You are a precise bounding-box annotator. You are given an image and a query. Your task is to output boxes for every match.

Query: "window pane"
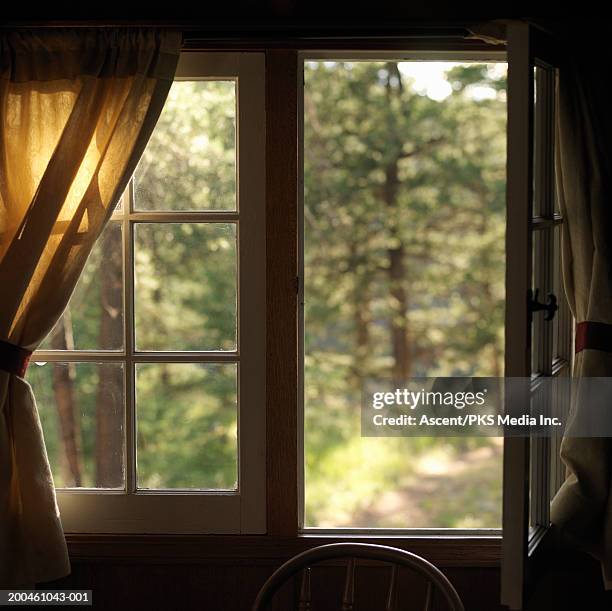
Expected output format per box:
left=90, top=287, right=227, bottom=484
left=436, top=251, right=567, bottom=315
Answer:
left=532, top=65, right=541, bottom=218
left=134, top=223, right=237, bottom=351
left=135, top=363, right=237, bottom=489
left=30, top=362, right=124, bottom=488
left=532, top=66, right=555, bottom=219
left=41, top=222, right=123, bottom=351
left=133, top=81, right=236, bottom=211
left=531, top=228, right=555, bottom=375
left=531, top=230, right=541, bottom=375
left=304, top=61, right=507, bottom=528
left=552, top=226, right=561, bottom=360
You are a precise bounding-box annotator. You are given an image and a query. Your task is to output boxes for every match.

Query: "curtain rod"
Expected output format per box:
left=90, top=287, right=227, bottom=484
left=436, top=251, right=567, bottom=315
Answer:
left=0, top=22, right=508, bottom=51
left=0, top=21, right=477, bottom=33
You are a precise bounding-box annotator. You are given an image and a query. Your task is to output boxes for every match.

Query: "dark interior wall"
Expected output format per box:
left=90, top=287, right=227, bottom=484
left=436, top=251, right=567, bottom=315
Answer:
left=50, top=560, right=502, bottom=611
left=2, top=7, right=573, bottom=34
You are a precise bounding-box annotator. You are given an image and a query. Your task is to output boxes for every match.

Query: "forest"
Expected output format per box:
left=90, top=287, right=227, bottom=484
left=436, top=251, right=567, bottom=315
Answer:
left=31, top=61, right=507, bottom=529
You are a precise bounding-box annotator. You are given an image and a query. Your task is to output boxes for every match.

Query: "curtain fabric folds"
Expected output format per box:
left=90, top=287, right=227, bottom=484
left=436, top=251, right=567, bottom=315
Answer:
left=550, top=52, right=612, bottom=586
left=0, top=28, right=180, bottom=586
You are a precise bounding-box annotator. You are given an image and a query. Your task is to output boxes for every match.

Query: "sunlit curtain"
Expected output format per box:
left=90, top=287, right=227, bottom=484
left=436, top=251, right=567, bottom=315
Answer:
left=550, top=51, right=612, bottom=586
left=0, top=28, right=180, bottom=586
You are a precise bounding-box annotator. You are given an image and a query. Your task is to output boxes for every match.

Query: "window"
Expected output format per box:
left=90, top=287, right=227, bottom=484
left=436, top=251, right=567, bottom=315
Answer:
left=300, top=55, right=509, bottom=530
left=30, top=34, right=572, bottom=559
left=528, top=63, right=572, bottom=541
left=32, top=53, right=266, bottom=533
left=501, top=22, right=571, bottom=608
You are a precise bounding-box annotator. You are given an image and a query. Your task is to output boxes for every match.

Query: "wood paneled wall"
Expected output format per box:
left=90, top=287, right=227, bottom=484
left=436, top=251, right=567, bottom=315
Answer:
left=49, top=559, right=502, bottom=610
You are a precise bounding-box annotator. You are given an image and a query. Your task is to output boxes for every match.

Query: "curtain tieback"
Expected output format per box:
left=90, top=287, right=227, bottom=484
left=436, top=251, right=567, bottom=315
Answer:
left=575, top=321, right=612, bottom=354
left=0, top=339, right=32, bottom=377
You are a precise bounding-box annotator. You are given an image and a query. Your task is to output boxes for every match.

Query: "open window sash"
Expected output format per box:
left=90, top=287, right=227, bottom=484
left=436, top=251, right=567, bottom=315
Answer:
left=502, top=21, right=565, bottom=610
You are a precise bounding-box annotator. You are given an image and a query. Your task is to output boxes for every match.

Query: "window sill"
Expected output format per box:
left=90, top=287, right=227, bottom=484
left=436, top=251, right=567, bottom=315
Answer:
left=65, top=533, right=501, bottom=567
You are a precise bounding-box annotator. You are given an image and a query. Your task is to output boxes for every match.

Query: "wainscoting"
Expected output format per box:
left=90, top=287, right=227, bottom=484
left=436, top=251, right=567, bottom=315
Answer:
left=46, top=536, right=503, bottom=610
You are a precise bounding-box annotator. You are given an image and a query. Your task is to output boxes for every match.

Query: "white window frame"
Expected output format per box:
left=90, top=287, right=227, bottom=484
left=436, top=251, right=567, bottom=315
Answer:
left=34, top=52, right=266, bottom=534
left=501, top=22, right=573, bottom=609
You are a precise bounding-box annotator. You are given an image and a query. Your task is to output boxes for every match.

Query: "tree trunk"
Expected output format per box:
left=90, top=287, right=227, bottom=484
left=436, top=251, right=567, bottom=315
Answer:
left=95, top=227, right=124, bottom=487
left=349, top=241, right=371, bottom=389
left=386, top=169, right=411, bottom=386
left=50, top=310, right=82, bottom=486
left=384, top=62, right=411, bottom=385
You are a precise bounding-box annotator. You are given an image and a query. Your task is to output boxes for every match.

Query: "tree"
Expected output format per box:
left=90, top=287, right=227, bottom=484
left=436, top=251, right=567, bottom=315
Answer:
left=303, top=60, right=507, bottom=526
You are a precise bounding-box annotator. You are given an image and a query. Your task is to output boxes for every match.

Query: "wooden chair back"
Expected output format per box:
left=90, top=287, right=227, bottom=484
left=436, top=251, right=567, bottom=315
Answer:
left=252, top=542, right=465, bottom=611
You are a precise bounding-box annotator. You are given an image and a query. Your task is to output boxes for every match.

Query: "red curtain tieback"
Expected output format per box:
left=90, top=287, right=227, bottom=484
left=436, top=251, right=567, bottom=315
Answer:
left=575, top=321, right=612, bottom=354
left=0, top=340, right=32, bottom=377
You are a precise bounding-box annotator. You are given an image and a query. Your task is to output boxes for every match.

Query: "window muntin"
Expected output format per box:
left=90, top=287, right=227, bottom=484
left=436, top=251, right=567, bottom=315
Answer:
left=302, top=59, right=507, bottom=530
left=32, top=52, right=265, bottom=533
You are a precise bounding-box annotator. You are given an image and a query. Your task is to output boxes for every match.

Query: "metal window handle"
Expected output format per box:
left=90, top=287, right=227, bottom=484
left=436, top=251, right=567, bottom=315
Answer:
left=529, top=289, right=558, bottom=321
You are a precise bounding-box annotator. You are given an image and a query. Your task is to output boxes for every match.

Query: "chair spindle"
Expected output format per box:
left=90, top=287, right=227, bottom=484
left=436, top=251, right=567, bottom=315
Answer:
left=297, top=567, right=311, bottom=611
left=341, top=558, right=356, bottom=611
left=385, top=564, right=397, bottom=611
left=423, top=581, right=433, bottom=611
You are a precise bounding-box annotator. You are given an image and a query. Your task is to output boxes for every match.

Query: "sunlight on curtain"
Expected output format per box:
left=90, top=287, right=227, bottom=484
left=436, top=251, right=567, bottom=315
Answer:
left=0, top=28, right=180, bottom=586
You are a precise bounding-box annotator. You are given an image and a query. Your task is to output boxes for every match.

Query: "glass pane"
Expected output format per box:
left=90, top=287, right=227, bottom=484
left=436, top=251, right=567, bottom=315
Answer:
left=41, top=222, right=123, bottom=351
left=553, top=175, right=560, bottom=216
left=533, top=65, right=556, bottom=220
left=532, top=66, right=541, bottom=218
left=30, top=362, right=124, bottom=488
left=304, top=60, right=507, bottom=528
left=531, top=228, right=555, bottom=375
left=529, top=398, right=549, bottom=531
left=133, top=80, right=236, bottom=211
left=552, top=226, right=561, bottom=360
left=549, top=70, right=561, bottom=215
left=134, top=223, right=237, bottom=351
left=531, top=230, right=541, bottom=375
left=135, top=363, right=237, bottom=489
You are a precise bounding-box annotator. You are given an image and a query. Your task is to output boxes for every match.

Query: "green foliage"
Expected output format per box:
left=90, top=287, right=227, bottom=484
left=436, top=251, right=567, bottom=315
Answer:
left=30, top=362, right=124, bottom=488
left=40, top=222, right=124, bottom=350
left=136, top=363, right=237, bottom=490
left=135, top=81, right=236, bottom=211
left=303, top=61, right=507, bottom=527
left=134, top=223, right=237, bottom=351
left=34, top=82, right=239, bottom=490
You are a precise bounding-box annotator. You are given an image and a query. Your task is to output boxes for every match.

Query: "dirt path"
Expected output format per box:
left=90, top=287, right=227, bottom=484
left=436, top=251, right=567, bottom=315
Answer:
left=353, top=439, right=503, bottom=528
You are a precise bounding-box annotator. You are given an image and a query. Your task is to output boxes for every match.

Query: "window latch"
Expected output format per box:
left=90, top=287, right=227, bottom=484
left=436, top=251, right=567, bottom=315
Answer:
left=528, top=289, right=558, bottom=322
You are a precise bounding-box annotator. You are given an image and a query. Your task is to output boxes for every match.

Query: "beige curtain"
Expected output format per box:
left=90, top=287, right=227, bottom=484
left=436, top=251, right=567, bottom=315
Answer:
left=550, top=53, right=612, bottom=585
left=0, top=28, right=180, bottom=586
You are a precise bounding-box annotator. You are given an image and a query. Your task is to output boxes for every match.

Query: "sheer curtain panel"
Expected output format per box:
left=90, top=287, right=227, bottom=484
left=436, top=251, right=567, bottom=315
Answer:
left=0, top=28, right=180, bottom=586
left=551, top=50, right=612, bottom=587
